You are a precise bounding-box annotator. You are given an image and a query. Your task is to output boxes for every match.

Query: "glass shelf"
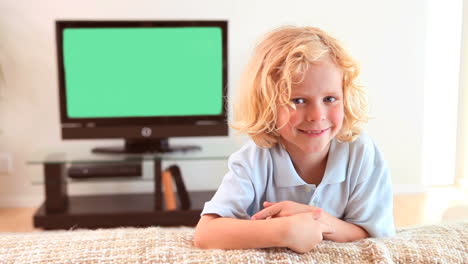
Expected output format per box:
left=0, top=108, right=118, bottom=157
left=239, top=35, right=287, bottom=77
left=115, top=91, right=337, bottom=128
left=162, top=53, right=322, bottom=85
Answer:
left=27, top=142, right=240, bottom=165
left=27, top=142, right=239, bottom=185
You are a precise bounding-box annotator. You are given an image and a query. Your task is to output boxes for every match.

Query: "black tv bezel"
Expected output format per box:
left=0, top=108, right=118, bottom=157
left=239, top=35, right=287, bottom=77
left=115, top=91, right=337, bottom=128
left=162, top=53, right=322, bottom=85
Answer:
left=56, top=20, right=228, bottom=128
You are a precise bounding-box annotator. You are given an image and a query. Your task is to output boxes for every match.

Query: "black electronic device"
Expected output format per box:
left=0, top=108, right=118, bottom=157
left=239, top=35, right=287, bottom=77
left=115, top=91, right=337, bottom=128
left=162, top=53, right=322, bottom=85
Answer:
left=55, top=20, right=228, bottom=154
left=68, top=163, right=142, bottom=179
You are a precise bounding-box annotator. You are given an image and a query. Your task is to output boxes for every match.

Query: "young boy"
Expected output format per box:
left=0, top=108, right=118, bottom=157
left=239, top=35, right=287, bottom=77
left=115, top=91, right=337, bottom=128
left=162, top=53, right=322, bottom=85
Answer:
left=194, top=26, right=395, bottom=253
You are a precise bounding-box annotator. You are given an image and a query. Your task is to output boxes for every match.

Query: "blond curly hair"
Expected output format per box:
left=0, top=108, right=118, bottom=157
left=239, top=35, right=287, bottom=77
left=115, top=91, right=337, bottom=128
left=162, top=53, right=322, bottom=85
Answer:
left=231, top=26, right=368, bottom=148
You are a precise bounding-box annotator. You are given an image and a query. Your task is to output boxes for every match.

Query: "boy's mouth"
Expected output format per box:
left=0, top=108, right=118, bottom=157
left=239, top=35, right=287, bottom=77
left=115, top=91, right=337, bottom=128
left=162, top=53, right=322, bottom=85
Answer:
left=298, top=128, right=330, bottom=136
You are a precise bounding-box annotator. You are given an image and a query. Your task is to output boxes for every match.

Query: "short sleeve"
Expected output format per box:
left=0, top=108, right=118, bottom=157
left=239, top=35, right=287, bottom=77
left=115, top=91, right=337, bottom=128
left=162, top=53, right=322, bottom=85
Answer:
left=201, top=151, right=256, bottom=219
left=344, top=157, right=396, bottom=237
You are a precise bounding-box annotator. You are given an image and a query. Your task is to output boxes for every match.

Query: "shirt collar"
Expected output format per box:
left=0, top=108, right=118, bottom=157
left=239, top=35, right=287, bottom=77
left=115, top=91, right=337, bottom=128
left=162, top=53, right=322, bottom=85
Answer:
left=271, top=139, right=348, bottom=187
left=321, top=139, right=347, bottom=184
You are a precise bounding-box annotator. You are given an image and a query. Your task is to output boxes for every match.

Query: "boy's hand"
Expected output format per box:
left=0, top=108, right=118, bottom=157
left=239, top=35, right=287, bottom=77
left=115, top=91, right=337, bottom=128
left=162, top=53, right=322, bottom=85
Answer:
left=284, top=213, right=333, bottom=253
left=251, top=201, right=322, bottom=220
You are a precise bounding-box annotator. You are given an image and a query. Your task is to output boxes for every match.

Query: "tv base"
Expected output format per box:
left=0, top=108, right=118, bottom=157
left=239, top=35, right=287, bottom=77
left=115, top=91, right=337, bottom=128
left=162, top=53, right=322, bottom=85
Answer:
left=92, top=138, right=201, bottom=154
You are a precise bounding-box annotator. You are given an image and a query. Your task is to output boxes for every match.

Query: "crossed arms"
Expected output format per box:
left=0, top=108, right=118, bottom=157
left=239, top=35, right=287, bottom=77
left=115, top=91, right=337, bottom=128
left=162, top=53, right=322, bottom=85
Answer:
left=193, top=201, right=369, bottom=253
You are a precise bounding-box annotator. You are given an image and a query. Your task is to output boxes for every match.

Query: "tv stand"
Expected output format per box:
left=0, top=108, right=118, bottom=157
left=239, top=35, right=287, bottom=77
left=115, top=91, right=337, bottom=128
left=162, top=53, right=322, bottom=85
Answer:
left=28, top=145, right=237, bottom=230
left=92, top=138, right=201, bottom=154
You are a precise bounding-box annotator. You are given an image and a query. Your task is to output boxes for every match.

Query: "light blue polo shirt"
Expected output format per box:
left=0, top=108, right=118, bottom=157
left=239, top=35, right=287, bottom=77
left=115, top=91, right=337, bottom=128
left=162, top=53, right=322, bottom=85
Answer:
left=201, top=133, right=395, bottom=238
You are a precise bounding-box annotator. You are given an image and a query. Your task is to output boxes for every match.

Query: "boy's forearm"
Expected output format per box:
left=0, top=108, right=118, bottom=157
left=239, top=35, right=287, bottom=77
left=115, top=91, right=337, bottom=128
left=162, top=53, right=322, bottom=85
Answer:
left=322, top=212, right=369, bottom=242
left=194, top=217, right=289, bottom=250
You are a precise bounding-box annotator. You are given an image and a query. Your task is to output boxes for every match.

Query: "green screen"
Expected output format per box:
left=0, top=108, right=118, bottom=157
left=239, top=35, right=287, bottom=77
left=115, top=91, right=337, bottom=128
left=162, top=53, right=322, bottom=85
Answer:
left=63, top=27, right=223, bottom=118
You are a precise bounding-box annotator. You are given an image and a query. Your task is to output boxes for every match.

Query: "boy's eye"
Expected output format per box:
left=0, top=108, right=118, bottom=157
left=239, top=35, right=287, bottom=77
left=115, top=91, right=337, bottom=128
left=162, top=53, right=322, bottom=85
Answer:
left=291, top=98, right=305, bottom=104
left=324, top=96, right=337, bottom=103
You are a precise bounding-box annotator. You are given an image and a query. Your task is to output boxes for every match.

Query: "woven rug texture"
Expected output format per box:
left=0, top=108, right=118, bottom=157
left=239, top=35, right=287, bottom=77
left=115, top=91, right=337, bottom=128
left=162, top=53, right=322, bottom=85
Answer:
left=0, top=222, right=467, bottom=264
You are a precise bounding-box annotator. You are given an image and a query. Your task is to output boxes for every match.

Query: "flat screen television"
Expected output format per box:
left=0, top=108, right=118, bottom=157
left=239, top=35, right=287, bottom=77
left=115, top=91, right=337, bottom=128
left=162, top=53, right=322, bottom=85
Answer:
left=56, top=20, right=228, bottom=153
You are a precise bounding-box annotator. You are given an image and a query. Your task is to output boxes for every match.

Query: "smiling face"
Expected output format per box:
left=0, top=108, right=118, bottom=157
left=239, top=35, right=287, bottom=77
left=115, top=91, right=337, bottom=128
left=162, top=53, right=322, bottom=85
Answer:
left=277, top=58, right=344, bottom=156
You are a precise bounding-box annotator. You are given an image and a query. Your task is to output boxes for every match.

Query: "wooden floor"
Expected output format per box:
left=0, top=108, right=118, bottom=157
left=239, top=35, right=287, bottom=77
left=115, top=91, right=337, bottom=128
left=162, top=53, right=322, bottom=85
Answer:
left=1, top=187, right=467, bottom=232
left=393, top=186, right=468, bottom=227
left=0, top=207, right=38, bottom=232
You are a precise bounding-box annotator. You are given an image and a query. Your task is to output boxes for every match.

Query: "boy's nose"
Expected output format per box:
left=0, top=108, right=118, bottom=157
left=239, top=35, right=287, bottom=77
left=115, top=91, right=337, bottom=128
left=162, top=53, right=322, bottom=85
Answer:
left=306, top=104, right=325, bottom=122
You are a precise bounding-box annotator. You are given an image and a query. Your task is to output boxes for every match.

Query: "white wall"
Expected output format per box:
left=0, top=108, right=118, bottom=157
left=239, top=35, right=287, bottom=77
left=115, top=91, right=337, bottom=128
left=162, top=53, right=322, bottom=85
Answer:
left=422, top=0, right=463, bottom=185
left=0, top=0, right=450, bottom=207
left=456, top=0, right=468, bottom=187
